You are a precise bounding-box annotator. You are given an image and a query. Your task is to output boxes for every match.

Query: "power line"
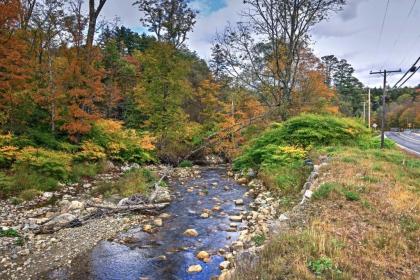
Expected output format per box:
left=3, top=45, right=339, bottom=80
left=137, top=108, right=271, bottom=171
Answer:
left=393, top=56, right=420, bottom=88
left=392, top=0, right=417, bottom=56
left=378, top=0, right=390, bottom=48
left=408, top=0, right=417, bottom=17
left=396, top=65, right=420, bottom=88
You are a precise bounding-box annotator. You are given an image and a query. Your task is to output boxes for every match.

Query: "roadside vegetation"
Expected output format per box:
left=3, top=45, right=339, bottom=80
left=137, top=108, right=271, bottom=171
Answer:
left=232, top=117, right=419, bottom=279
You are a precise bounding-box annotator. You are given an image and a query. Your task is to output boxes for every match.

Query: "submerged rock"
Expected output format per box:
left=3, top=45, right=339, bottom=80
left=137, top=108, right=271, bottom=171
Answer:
left=183, top=229, right=199, bottom=237
left=196, top=251, right=210, bottom=260
left=187, top=264, right=203, bottom=273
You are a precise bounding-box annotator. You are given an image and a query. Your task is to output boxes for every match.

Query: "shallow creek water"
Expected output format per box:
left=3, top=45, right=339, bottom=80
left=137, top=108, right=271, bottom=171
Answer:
left=53, top=166, right=252, bottom=280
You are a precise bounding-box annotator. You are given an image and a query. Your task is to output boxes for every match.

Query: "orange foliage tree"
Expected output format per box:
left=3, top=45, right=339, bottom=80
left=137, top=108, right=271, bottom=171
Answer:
left=0, top=0, right=32, bottom=131
left=57, top=47, right=105, bottom=141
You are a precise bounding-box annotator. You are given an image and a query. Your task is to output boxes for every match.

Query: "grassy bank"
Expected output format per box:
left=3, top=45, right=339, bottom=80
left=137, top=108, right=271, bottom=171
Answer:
left=229, top=114, right=419, bottom=279
left=0, top=119, right=155, bottom=201
left=234, top=146, right=419, bottom=279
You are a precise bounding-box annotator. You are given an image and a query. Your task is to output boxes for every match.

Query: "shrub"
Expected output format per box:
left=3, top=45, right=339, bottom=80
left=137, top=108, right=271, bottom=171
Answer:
left=92, top=168, right=156, bottom=197
left=75, top=141, right=107, bottom=162
left=357, top=136, right=395, bottom=149
left=179, top=160, right=193, bottom=168
left=12, top=165, right=59, bottom=193
left=234, top=145, right=307, bottom=170
left=69, top=161, right=106, bottom=182
left=249, top=114, right=369, bottom=150
left=14, top=147, right=72, bottom=181
left=87, top=119, right=156, bottom=164
left=0, top=172, right=13, bottom=198
left=0, top=146, right=19, bottom=168
left=19, top=188, right=42, bottom=201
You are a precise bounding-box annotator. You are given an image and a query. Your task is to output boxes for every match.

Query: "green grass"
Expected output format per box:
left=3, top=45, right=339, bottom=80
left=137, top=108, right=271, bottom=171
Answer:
left=252, top=234, right=266, bottom=246
left=179, top=160, right=193, bottom=168
left=343, top=190, right=360, bottom=201
left=312, top=182, right=339, bottom=200
left=0, top=228, right=20, bottom=238
left=307, top=257, right=338, bottom=276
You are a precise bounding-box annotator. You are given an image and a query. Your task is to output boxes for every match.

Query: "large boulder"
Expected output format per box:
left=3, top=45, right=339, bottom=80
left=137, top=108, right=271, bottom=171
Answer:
left=149, top=186, right=171, bottom=203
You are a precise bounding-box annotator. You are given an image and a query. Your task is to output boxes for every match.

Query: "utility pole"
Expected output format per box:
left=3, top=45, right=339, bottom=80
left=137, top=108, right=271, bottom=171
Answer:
left=368, top=88, right=371, bottom=128
left=370, top=69, right=402, bottom=149
left=363, top=101, right=366, bottom=124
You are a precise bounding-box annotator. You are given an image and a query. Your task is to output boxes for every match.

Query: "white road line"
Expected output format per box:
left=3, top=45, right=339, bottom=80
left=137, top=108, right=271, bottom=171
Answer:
left=385, top=134, right=420, bottom=156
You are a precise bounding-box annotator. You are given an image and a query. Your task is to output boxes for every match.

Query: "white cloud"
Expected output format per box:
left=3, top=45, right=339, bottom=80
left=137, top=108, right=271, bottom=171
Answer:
left=101, top=0, right=420, bottom=87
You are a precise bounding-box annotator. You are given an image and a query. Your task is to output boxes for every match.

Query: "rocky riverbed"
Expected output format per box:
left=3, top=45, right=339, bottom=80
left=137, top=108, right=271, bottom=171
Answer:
left=0, top=163, right=279, bottom=280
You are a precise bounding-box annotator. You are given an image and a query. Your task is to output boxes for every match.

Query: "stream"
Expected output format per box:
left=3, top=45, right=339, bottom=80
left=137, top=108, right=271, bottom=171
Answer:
left=49, top=166, right=252, bottom=280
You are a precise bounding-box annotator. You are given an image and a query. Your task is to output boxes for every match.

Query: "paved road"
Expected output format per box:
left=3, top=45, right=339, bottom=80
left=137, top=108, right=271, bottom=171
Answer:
left=385, top=131, right=420, bottom=156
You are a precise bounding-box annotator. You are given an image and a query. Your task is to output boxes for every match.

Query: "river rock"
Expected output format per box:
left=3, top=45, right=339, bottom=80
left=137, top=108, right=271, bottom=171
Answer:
left=42, top=192, right=54, bottom=200
left=219, top=260, right=230, bottom=270
left=229, top=215, right=242, bottom=222
left=149, top=186, right=171, bottom=203
left=232, top=241, right=244, bottom=251
left=143, top=224, right=153, bottom=233
left=159, top=213, right=171, bottom=219
left=68, top=200, right=84, bottom=211
left=200, top=213, right=209, bottom=219
left=196, top=251, right=210, bottom=260
left=187, top=264, right=203, bottom=273
left=153, top=218, right=163, bottom=227
left=44, top=213, right=77, bottom=228
left=237, top=177, right=248, bottom=185
left=183, top=229, right=199, bottom=237
left=234, top=199, right=244, bottom=206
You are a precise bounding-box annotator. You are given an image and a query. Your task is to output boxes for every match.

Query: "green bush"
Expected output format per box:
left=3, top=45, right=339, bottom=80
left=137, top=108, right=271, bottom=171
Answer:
left=249, top=114, right=369, bottom=150
left=234, top=114, right=370, bottom=172
left=357, top=136, right=395, bottom=149
left=14, top=147, right=72, bottom=181
left=19, top=188, right=42, bottom=201
left=92, top=168, right=156, bottom=197
left=69, top=161, right=106, bottom=182
left=179, top=160, right=193, bottom=168
left=12, top=165, right=59, bottom=193
left=86, top=119, right=156, bottom=164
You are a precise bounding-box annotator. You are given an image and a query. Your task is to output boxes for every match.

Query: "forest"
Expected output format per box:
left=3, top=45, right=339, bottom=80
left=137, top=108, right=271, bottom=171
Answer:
left=1, top=0, right=418, bottom=200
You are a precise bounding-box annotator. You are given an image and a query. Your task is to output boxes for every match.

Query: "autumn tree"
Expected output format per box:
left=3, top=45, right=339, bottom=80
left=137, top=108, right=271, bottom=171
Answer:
left=31, top=0, right=66, bottom=132
left=0, top=0, right=32, bottom=131
left=215, top=0, right=345, bottom=118
left=133, top=0, right=197, bottom=48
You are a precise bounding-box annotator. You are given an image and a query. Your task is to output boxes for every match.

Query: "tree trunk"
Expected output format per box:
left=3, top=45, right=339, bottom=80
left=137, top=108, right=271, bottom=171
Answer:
left=86, top=0, right=107, bottom=47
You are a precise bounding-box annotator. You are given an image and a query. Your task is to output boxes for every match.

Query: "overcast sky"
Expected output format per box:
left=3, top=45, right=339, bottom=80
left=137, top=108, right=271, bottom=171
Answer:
left=101, top=0, right=420, bottom=88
